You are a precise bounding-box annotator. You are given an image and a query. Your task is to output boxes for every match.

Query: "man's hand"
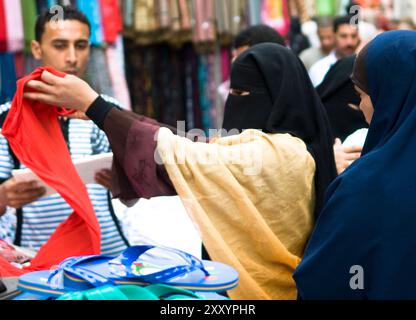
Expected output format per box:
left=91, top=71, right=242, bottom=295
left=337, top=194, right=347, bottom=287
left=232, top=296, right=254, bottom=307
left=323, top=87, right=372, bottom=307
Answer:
left=334, top=138, right=363, bottom=175
left=0, top=178, right=46, bottom=209
left=23, top=70, right=99, bottom=113
left=95, top=169, right=112, bottom=190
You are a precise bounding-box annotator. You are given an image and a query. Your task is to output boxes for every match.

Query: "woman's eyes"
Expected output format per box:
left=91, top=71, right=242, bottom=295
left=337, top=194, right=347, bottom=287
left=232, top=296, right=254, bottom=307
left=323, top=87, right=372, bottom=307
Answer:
left=230, top=88, right=250, bottom=96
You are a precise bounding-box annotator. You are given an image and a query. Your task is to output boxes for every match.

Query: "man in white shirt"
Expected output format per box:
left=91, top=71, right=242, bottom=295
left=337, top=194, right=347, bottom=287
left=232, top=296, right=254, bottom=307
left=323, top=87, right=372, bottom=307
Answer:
left=309, top=16, right=361, bottom=87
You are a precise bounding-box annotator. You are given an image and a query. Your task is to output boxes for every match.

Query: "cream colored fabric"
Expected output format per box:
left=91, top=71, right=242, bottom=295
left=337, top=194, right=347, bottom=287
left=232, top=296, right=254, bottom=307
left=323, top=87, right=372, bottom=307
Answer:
left=157, top=128, right=316, bottom=300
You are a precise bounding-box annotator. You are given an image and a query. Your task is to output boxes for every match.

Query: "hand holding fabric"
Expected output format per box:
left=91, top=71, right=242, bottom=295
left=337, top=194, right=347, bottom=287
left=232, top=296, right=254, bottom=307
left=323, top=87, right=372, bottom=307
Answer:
left=24, top=70, right=99, bottom=113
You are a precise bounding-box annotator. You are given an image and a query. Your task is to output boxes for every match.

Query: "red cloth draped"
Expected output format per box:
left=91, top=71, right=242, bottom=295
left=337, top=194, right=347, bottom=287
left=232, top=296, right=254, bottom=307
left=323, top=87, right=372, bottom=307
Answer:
left=0, top=67, right=101, bottom=277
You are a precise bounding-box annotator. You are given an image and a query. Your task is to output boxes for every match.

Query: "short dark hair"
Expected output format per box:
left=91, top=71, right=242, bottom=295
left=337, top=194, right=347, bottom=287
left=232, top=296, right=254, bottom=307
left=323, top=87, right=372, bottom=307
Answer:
left=233, top=25, right=286, bottom=49
left=333, top=15, right=356, bottom=33
left=35, top=6, right=91, bottom=42
left=316, top=16, right=334, bottom=29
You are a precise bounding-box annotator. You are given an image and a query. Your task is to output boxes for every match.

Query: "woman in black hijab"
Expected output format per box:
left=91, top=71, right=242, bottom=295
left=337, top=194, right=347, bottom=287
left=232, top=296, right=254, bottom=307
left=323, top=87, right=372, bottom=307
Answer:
left=223, top=43, right=337, bottom=217
left=317, top=55, right=369, bottom=142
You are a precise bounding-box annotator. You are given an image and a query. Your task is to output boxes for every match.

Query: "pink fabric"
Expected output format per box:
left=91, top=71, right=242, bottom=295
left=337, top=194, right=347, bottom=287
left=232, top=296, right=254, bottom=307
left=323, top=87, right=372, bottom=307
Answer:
left=221, top=48, right=231, bottom=82
left=193, top=0, right=215, bottom=42
left=106, top=35, right=132, bottom=110
left=4, top=0, right=24, bottom=52
left=261, top=0, right=291, bottom=38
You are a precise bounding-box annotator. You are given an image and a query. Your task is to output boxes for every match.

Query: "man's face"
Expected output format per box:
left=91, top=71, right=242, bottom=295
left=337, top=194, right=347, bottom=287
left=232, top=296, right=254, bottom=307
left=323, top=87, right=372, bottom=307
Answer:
left=31, top=20, right=90, bottom=77
left=317, top=26, right=335, bottom=54
left=335, top=24, right=360, bottom=58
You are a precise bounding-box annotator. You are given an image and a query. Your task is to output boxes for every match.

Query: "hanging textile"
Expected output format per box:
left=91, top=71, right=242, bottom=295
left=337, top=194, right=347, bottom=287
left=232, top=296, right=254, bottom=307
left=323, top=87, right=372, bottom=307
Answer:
left=21, top=0, right=38, bottom=53
left=248, top=0, right=262, bottom=26
left=178, top=0, right=191, bottom=30
left=122, top=0, right=134, bottom=29
left=192, top=0, right=216, bottom=43
left=229, top=0, right=246, bottom=37
left=0, top=53, right=17, bottom=104
left=0, top=0, right=8, bottom=52
left=135, top=0, right=157, bottom=33
left=86, top=47, right=115, bottom=97
left=156, top=0, right=171, bottom=29
left=77, top=0, right=104, bottom=46
left=261, top=0, right=291, bottom=38
left=169, top=0, right=181, bottom=31
left=215, top=0, right=231, bottom=36
left=4, top=0, right=24, bottom=52
left=99, top=0, right=123, bottom=44
left=316, top=0, right=338, bottom=16
left=106, top=35, right=132, bottom=110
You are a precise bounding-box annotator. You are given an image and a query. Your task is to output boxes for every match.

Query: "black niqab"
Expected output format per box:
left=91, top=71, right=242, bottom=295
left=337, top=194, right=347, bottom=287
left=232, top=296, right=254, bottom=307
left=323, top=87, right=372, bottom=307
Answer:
left=222, top=43, right=337, bottom=218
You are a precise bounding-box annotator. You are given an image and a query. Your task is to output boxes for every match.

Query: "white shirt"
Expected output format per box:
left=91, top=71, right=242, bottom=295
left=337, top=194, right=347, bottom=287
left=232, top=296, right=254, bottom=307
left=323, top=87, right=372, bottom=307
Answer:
left=309, top=51, right=338, bottom=87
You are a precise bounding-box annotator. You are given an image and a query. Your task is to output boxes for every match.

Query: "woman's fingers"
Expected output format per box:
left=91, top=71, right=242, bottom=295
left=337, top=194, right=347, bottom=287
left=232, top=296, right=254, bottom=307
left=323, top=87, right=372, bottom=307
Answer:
left=41, top=70, right=62, bottom=85
left=343, top=145, right=363, bottom=153
left=26, top=79, right=55, bottom=95
left=23, top=92, right=56, bottom=105
left=344, top=152, right=362, bottom=161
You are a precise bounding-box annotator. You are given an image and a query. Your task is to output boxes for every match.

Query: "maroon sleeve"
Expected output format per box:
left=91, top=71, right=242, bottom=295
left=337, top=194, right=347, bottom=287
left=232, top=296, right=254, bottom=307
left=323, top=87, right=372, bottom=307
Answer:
left=103, top=108, right=176, bottom=201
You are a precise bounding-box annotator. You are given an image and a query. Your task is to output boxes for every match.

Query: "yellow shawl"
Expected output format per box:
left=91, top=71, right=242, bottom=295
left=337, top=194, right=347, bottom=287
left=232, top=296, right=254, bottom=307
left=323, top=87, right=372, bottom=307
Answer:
left=157, top=128, right=316, bottom=300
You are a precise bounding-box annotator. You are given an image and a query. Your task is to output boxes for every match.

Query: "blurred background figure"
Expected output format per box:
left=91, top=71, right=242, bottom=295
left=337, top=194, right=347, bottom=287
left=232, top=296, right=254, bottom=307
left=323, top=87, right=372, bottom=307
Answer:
left=300, top=16, right=335, bottom=70
left=309, top=15, right=361, bottom=87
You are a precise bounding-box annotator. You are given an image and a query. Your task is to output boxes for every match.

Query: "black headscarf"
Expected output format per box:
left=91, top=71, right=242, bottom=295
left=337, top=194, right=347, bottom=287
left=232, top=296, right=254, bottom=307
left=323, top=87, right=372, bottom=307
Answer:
left=317, top=55, right=369, bottom=141
left=222, top=43, right=337, bottom=219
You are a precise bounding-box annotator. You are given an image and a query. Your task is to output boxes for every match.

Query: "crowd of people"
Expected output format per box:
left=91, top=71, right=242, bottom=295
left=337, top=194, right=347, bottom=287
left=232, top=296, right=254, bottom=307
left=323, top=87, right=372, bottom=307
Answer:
left=2, top=1, right=416, bottom=300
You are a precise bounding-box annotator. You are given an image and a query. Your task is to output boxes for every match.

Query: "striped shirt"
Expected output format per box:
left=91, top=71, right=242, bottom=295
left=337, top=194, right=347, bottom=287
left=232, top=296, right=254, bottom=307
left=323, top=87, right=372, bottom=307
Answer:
left=0, top=95, right=129, bottom=256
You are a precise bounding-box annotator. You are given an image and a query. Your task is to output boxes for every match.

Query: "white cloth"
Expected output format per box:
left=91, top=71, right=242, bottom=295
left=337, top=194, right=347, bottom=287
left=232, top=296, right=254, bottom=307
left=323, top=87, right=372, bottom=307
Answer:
left=343, top=128, right=369, bottom=148
left=113, top=196, right=202, bottom=259
left=309, top=51, right=338, bottom=87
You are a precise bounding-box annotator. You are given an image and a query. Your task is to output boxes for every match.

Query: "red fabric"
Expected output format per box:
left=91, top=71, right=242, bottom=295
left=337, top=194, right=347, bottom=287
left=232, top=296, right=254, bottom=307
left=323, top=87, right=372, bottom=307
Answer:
left=1, top=67, right=101, bottom=277
left=100, top=0, right=123, bottom=44
left=0, top=256, right=25, bottom=277
left=0, top=0, right=7, bottom=52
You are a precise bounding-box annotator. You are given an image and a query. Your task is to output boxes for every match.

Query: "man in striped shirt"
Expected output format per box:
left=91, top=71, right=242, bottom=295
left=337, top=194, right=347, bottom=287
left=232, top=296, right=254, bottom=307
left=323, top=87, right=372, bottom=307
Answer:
left=0, top=7, right=129, bottom=256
